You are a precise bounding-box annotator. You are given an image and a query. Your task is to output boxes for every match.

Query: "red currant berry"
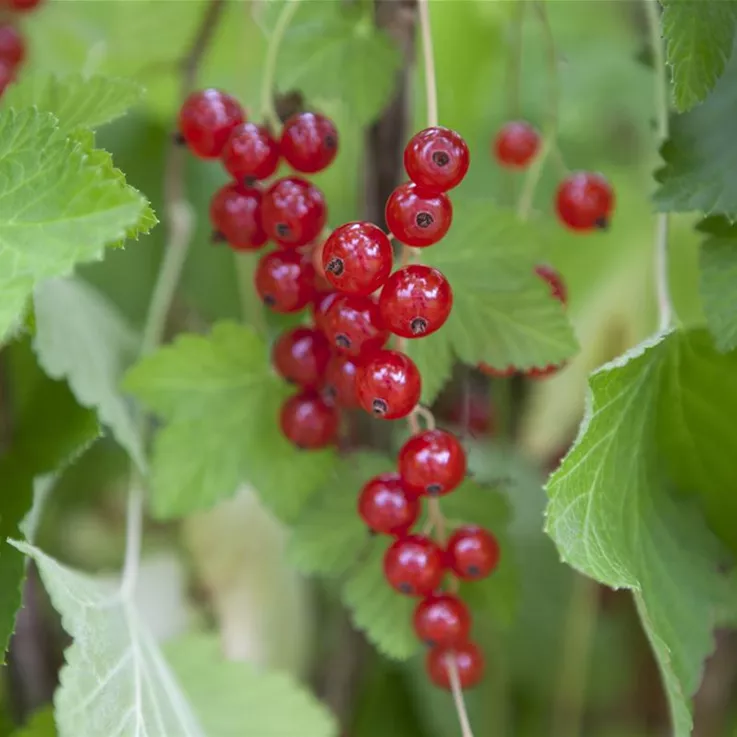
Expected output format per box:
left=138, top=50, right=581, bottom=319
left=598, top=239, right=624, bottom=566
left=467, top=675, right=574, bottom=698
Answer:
left=446, top=525, right=500, bottom=581
left=5, top=0, right=43, bottom=10
left=385, top=182, right=452, bottom=247
left=322, top=222, right=393, bottom=295
left=262, top=176, right=327, bottom=248
left=321, top=353, right=359, bottom=408
left=280, top=112, right=339, bottom=174
left=404, top=126, right=470, bottom=193
left=493, top=121, right=540, bottom=168
left=379, top=265, right=452, bottom=338
left=178, top=89, right=244, bottom=159
left=254, top=250, right=316, bottom=313
left=556, top=171, right=615, bottom=231
left=398, top=429, right=466, bottom=497
left=209, top=183, right=268, bottom=251
left=323, top=293, right=389, bottom=357
left=273, top=327, right=331, bottom=389
left=221, top=122, right=280, bottom=182
left=413, top=593, right=471, bottom=648
left=426, top=642, right=485, bottom=690
left=279, top=390, right=339, bottom=449
left=383, top=534, right=445, bottom=596
left=526, top=363, right=565, bottom=380
left=356, top=349, right=421, bottom=420
left=0, top=24, right=24, bottom=68
left=358, top=472, right=419, bottom=536
left=478, top=364, right=516, bottom=379
left=312, top=290, right=339, bottom=333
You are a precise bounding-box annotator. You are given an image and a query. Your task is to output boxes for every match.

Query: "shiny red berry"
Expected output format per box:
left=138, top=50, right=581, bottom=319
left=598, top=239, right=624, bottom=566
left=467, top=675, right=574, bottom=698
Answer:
left=358, top=473, right=419, bottom=536
left=178, top=89, right=244, bottom=159
left=446, top=525, right=500, bottom=581
left=323, top=293, right=389, bottom=357
left=379, top=265, right=452, bottom=338
left=262, top=176, right=327, bottom=248
left=385, top=182, right=452, bottom=247
left=404, top=126, right=469, bottom=193
left=221, top=122, right=280, bottom=182
left=5, top=0, right=43, bottom=9
left=280, top=112, right=339, bottom=174
left=426, top=642, right=485, bottom=690
left=535, top=264, right=567, bottom=305
left=383, top=534, right=445, bottom=596
left=413, top=593, right=471, bottom=648
left=556, top=171, right=614, bottom=231
left=312, top=290, right=339, bottom=333
left=279, top=390, right=339, bottom=449
left=321, top=353, right=359, bottom=408
left=255, top=250, right=316, bottom=313
left=209, top=183, right=268, bottom=251
left=0, top=24, right=24, bottom=68
left=273, top=327, right=331, bottom=389
left=356, top=349, right=421, bottom=420
left=478, top=364, right=516, bottom=379
left=322, top=222, right=393, bottom=295
left=493, top=121, right=540, bottom=168
left=398, top=429, right=466, bottom=497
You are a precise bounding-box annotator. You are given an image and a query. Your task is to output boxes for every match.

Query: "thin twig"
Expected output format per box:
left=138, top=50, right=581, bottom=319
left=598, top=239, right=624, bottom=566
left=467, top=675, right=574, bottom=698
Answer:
left=643, top=0, right=673, bottom=332
left=121, top=0, right=226, bottom=597
left=516, top=0, right=559, bottom=221
left=260, top=0, right=302, bottom=131
left=417, top=0, right=438, bottom=128
left=506, top=0, right=525, bottom=119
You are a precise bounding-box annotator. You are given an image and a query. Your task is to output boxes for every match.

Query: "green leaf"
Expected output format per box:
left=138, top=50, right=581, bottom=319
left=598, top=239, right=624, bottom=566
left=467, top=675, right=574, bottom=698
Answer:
left=655, top=51, right=737, bottom=217
left=0, top=339, right=99, bottom=658
left=33, top=277, right=145, bottom=470
left=545, top=329, right=737, bottom=736
left=661, top=0, right=737, bottom=112
left=0, top=109, right=152, bottom=340
left=274, top=2, right=401, bottom=124
left=12, top=708, right=56, bottom=737
left=167, top=635, right=338, bottom=737
left=290, top=453, right=515, bottom=658
left=3, top=74, right=144, bottom=135
left=406, top=201, right=579, bottom=403
left=698, top=218, right=737, bottom=351
left=124, top=322, right=336, bottom=522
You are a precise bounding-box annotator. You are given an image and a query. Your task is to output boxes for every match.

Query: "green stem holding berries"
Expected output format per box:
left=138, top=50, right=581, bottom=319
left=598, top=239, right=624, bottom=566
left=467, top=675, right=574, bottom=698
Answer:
left=644, top=0, right=674, bottom=332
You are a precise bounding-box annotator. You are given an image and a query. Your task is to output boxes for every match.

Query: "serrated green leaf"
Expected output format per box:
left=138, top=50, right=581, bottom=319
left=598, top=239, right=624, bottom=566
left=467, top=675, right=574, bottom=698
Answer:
left=32, top=277, right=145, bottom=470
left=124, top=322, right=336, bottom=522
left=661, top=0, right=737, bottom=112
left=655, top=50, right=737, bottom=217
left=0, top=339, right=99, bottom=659
left=166, top=635, right=337, bottom=737
left=0, top=109, right=151, bottom=340
left=545, top=329, right=737, bottom=737
left=698, top=218, right=737, bottom=351
left=291, top=452, right=515, bottom=658
left=275, top=2, right=401, bottom=124
left=406, top=201, right=578, bottom=403
left=3, top=74, right=144, bottom=135
left=12, top=708, right=56, bottom=737
left=289, top=452, right=392, bottom=576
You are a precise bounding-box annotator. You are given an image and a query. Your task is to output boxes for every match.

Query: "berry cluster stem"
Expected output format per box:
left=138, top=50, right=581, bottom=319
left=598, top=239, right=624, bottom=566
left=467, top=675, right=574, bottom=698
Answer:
left=417, top=0, right=439, bottom=128
left=121, top=0, right=226, bottom=597
left=260, top=0, right=302, bottom=132
left=644, top=0, right=673, bottom=332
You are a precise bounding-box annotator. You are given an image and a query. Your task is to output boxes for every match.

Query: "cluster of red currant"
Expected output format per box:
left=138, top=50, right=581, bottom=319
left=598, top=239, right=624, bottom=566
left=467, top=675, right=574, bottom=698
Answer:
left=0, top=0, right=43, bottom=94
left=361, top=429, right=500, bottom=690
left=493, top=120, right=615, bottom=231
